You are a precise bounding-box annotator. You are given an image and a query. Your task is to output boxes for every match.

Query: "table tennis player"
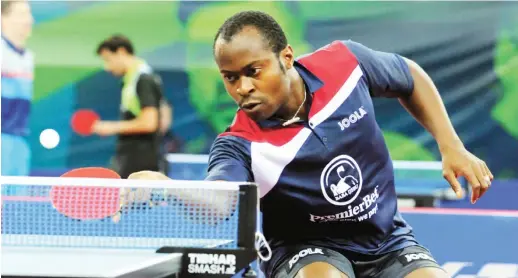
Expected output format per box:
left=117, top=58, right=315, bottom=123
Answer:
left=93, top=34, right=172, bottom=178
left=1, top=0, right=34, bottom=177
left=128, top=11, right=494, bottom=278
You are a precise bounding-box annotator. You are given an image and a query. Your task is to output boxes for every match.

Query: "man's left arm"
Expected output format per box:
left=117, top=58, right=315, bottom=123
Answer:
left=344, top=40, right=493, bottom=204
left=93, top=74, right=160, bottom=135
left=400, top=58, right=493, bottom=203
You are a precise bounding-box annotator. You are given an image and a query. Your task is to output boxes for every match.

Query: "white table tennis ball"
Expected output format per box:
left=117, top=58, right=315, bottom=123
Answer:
left=39, top=129, right=60, bottom=149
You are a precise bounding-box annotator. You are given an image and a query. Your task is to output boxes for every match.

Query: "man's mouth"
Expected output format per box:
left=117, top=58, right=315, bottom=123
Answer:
left=241, top=102, right=262, bottom=112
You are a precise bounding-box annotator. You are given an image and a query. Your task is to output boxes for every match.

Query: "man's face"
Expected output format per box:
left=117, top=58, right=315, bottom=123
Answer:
left=214, top=27, right=294, bottom=122
left=1, top=1, right=34, bottom=43
left=99, top=49, right=127, bottom=76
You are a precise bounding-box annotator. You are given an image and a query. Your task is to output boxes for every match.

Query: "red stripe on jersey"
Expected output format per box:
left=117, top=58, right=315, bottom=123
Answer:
left=298, top=41, right=359, bottom=118
left=220, top=110, right=304, bottom=147
left=1, top=72, right=34, bottom=80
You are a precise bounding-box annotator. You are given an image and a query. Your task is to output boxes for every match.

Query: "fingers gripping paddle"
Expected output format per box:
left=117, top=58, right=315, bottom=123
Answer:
left=71, top=109, right=99, bottom=135
left=50, top=167, right=121, bottom=220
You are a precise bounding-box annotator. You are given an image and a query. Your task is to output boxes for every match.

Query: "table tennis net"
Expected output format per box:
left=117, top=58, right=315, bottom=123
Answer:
left=1, top=176, right=251, bottom=250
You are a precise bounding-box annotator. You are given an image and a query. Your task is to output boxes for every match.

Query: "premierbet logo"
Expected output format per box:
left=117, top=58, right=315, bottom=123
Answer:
left=310, top=186, right=379, bottom=223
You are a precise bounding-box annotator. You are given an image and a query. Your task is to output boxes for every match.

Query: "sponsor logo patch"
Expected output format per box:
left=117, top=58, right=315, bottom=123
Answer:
left=288, top=248, right=325, bottom=270
left=398, top=252, right=436, bottom=266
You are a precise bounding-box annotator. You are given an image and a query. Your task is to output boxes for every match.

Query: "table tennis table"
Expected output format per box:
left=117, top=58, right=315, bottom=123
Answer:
left=1, top=236, right=237, bottom=278
left=2, top=246, right=182, bottom=278
left=1, top=179, right=260, bottom=278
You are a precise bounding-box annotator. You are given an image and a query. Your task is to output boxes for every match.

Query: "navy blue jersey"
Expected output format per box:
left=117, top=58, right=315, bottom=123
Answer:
left=1, top=36, right=34, bottom=137
left=206, top=40, right=418, bottom=255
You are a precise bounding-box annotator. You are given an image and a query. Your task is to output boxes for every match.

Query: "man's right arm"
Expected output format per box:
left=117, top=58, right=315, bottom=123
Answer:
left=128, top=135, right=252, bottom=181
left=206, top=135, right=253, bottom=182
left=159, top=100, right=173, bottom=134
left=127, top=135, right=252, bottom=218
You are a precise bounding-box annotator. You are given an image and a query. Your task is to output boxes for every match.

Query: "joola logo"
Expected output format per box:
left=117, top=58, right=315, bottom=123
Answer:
left=404, top=253, right=434, bottom=263
left=338, top=106, right=367, bottom=131
left=288, top=248, right=324, bottom=269
left=398, top=252, right=435, bottom=266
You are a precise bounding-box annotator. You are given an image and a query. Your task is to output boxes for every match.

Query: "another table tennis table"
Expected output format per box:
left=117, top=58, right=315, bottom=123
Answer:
left=166, top=155, right=468, bottom=208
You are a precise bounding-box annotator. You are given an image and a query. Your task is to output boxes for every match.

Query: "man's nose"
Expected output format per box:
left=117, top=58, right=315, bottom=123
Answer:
left=237, top=77, right=255, bottom=96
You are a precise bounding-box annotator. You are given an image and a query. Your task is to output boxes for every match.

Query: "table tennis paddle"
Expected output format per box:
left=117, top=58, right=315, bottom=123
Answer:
left=71, top=109, right=99, bottom=136
left=49, top=167, right=122, bottom=220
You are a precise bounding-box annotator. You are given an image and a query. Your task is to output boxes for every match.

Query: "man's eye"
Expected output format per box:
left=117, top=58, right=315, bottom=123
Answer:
left=224, top=75, right=238, bottom=82
left=246, top=68, right=261, bottom=77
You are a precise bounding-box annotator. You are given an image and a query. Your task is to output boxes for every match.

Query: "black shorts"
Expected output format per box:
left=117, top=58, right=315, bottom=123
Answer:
left=265, top=244, right=444, bottom=278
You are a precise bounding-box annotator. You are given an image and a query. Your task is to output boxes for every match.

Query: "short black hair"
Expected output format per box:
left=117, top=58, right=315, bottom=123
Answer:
left=1, top=0, right=26, bottom=15
left=214, top=11, right=288, bottom=55
left=96, top=34, right=134, bottom=55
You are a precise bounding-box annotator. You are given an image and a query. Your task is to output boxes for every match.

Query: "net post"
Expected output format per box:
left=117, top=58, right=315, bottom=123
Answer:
left=237, top=183, right=258, bottom=249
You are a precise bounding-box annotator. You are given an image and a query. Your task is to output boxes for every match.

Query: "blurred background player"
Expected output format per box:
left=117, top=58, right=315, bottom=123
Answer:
left=1, top=0, right=35, bottom=177
left=93, top=34, right=172, bottom=178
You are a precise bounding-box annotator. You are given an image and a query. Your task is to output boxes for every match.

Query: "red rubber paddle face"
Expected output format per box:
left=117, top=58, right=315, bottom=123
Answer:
left=71, top=109, right=99, bottom=136
left=50, top=167, right=121, bottom=220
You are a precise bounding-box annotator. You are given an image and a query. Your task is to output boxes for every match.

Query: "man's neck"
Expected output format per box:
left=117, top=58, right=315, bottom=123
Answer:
left=122, top=56, right=139, bottom=75
left=275, top=70, right=308, bottom=122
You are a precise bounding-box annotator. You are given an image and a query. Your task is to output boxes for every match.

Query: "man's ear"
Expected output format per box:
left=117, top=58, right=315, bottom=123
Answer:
left=280, top=44, right=294, bottom=70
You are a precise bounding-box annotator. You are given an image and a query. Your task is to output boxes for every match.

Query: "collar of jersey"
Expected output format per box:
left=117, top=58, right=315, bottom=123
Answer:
left=257, top=60, right=324, bottom=128
left=1, top=36, right=25, bottom=55
left=122, top=58, right=146, bottom=85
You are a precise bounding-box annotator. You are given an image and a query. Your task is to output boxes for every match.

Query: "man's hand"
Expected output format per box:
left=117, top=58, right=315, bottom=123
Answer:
left=111, top=171, right=169, bottom=223
left=125, top=171, right=170, bottom=201
left=92, top=121, right=119, bottom=136
left=128, top=171, right=236, bottom=226
left=128, top=170, right=171, bottom=180
left=441, top=145, right=494, bottom=204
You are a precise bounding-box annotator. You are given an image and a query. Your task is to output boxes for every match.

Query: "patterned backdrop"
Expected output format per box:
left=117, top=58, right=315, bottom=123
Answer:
left=26, top=1, right=518, bottom=178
